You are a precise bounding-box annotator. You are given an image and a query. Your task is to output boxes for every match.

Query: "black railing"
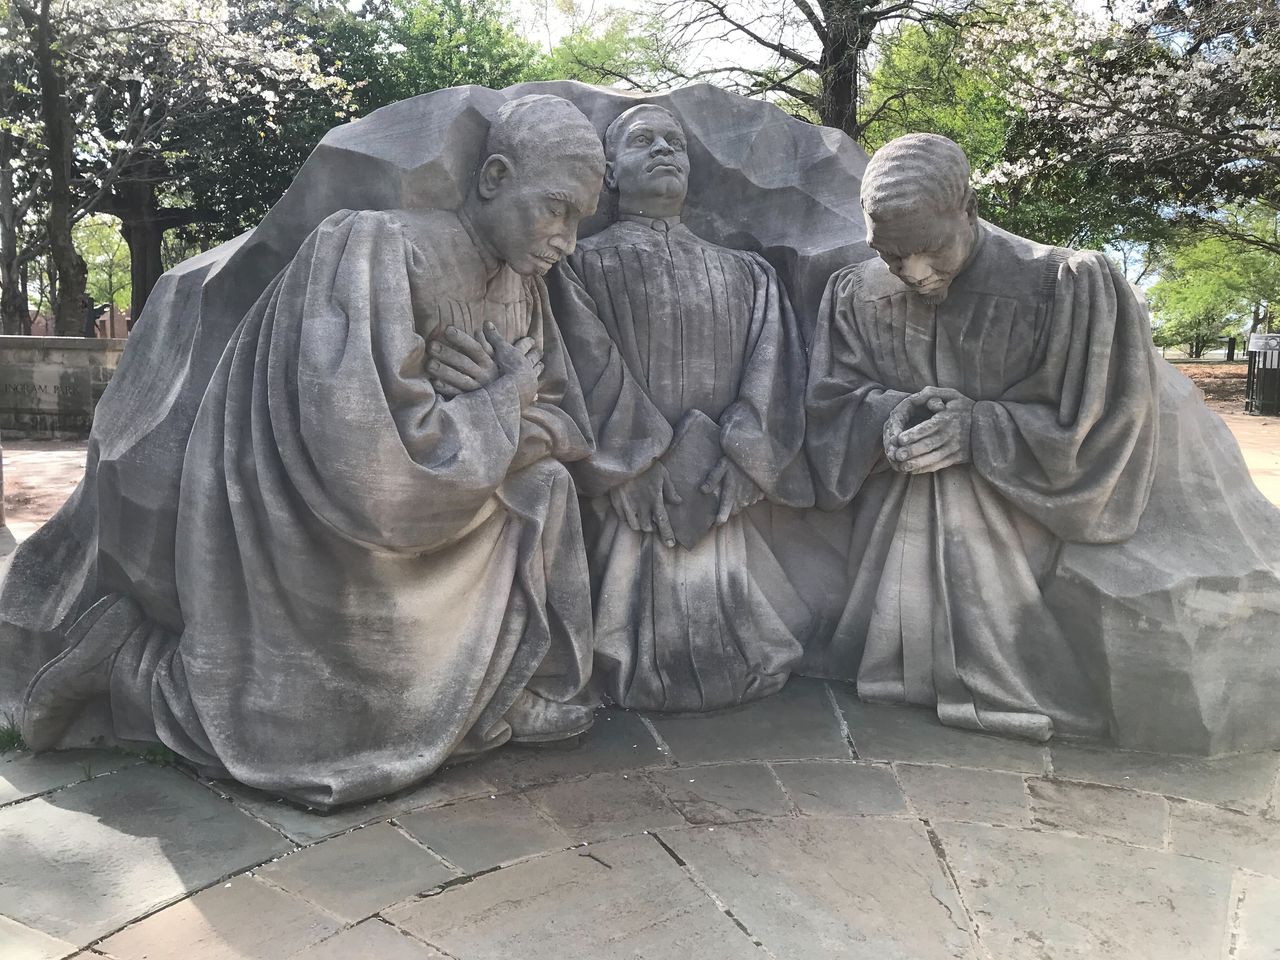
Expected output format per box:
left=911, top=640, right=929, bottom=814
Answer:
left=1246, top=333, right=1280, bottom=416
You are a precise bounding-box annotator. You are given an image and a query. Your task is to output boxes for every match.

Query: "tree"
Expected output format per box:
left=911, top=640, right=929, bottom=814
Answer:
left=968, top=0, right=1280, bottom=256
left=76, top=214, right=131, bottom=334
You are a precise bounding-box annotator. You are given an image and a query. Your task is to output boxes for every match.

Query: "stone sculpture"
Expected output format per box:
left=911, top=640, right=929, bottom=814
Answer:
left=10, top=94, right=606, bottom=808
left=804, top=132, right=1280, bottom=753
left=543, top=104, right=814, bottom=711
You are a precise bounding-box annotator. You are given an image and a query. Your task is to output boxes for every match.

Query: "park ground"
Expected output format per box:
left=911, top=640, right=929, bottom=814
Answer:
left=2, top=363, right=1279, bottom=959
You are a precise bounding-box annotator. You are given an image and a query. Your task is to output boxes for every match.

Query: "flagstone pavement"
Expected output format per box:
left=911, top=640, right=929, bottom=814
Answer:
left=3, top=677, right=1279, bottom=960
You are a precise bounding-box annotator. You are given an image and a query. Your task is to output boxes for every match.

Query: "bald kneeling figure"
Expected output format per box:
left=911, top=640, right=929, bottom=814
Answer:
left=20, top=95, right=606, bottom=807
left=805, top=133, right=1160, bottom=743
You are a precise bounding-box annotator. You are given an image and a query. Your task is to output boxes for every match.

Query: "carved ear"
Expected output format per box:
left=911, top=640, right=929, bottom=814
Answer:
left=603, top=159, right=617, bottom=192
left=964, top=187, right=979, bottom=223
left=478, top=154, right=513, bottom=200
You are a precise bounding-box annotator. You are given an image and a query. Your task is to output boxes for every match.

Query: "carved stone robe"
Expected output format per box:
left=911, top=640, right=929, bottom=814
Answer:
left=551, top=216, right=813, bottom=712
left=805, top=223, right=1159, bottom=740
left=21, top=208, right=596, bottom=807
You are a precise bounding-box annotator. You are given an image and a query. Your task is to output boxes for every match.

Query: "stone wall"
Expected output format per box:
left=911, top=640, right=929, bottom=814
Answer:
left=0, top=336, right=126, bottom=439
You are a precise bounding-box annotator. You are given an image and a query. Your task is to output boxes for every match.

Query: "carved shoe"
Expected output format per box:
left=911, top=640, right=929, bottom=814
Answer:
left=504, top=689, right=596, bottom=744
left=21, top=595, right=143, bottom=751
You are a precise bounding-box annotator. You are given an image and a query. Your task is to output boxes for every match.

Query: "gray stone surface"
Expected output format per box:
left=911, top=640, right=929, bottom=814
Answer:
left=647, top=678, right=849, bottom=764
left=97, top=875, right=340, bottom=960
left=256, top=822, right=456, bottom=922
left=1237, top=872, right=1280, bottom=959
left=0, top=764, right=291, bottom=943
left=0, top=336, right=125, bottom=440
left=895, top=763, right=1029, bottom=826
left=1028, top=778, right=1168, bottom=847
left=0, top=915, right=77, bottom=960
left=523, top=772, right=684, bottom=841
left=650, top=762, right=793, bottom=824
left=385, top=835, right=757, bottom=959
left=295, top=920, right=448, bottom=960
left=1170, top=801, right=1280, bottom=877
left=397, top=794, right=572, bottom=873
left=830, top=687, right=1048, bottom=773
left=772, top=760, right=907, bottom=817
left=1050, top=742, right=1280, bottom=812
left=0, top=749, right=135, bottom=805
left=936, top=821, right=1235, bottom=959
left=667, top=817, right=974, bottom=959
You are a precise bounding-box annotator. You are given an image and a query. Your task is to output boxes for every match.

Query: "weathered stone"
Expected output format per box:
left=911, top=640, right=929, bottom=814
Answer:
left=895, top=764, right=1029, bottom=827
left=936, top=821, right=1234, bottom=959
left=295, top=920, right=448, bottom=960
left=1028, top=778, right=1168, bottom=847
left=1170, top=801, right=1280, bottom=877
left=0, top=764, right=291, bottom=944
left=523, top=772, right=684, bottom=842
left=647, top=678, right=848, bottom=764
left=385, top=835, right=758, bottom=959
left=0, top=336, right=125, bottom=441
left=0, top=749, right=135, bottom=805
left=665, top=818, right=974, bottom=959
left=771, top=760, right=906, bottom=817
left=1049, top=741, right=1280, bottom=813
left=97, top=876, right=340, bottom=960
left=397, top=794, right=572, bottom=873
left=1236, top=872, right=1280, bottom=960
left=830, top=688, right=1048, bottom=774
left=650, top=762, right=792, bottom=824
left=0, top=915, right=77, bottom=960
left=203, top=763, right=497, bottom=844
left=256, top=823, right=456, bottom=922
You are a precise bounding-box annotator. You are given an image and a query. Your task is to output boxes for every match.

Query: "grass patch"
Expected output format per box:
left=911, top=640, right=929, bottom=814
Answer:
left=0, top=711, right=26, bottom=752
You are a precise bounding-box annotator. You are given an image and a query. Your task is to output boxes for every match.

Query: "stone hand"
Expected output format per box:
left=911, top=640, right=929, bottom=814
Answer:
left=701, top=456, right=763, bottom=525
left=609, top=461, right=683, bottom=547
left=428, top=325, right=541, bottom=402
left=887, top=386, right=975, bottom=474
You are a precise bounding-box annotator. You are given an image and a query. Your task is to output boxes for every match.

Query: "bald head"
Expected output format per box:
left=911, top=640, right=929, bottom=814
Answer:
left=862, top=133, right=973, bottom=220
left=605, top=104, right=682, bottom=161
left=602, top=103, right=689, bottom=218
left=486, top=94, right=605, bottom=181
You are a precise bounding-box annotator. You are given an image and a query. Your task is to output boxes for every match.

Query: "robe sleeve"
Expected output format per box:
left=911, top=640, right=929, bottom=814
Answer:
left=717, top=253, right=814, bottom=507
left=969, top=250, right=1159, bottom=543
left=548, top=257, right=674, bottom=497
left=508, top=275, right=595, bottom=472
left=276, top=209, right=528, bottom=552
left=804, top=264, right=913, bottom=510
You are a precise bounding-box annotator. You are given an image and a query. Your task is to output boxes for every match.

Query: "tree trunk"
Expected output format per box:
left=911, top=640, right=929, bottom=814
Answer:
left=18, top=0, right=87, bottom=336
left=105, top=173, right=196, bottom=324
left=122, top=217, right=164, bottom=328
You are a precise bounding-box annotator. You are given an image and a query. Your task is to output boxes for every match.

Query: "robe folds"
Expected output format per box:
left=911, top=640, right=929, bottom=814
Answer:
left=80, top=209, right=596, bottom=807
left=550, top=217, right=813, bottom=713
left=804, top=223, right=1159, bottom=740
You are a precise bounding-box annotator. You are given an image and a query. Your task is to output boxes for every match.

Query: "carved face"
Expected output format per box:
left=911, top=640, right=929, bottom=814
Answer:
left=606, top=109, right=689, bottom=211
left=478, top=156, right=602, bottom=277
left=865, top=202, right=977, bottom=305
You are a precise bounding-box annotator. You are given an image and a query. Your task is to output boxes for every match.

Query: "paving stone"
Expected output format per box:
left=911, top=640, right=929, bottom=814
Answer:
left=0, top=914, right=77, bottom=960
left=206, top=763, right=496, bottom=844
left=257, top=822, right=456, bottom=922
left=666, top=817, right=974, bottom=959
left=0, top=764, right=292, bottom=944
left=293, top=920, right=448, bottom=960
left=385, top=835, right=755, bottom=959
left=98, top=876, right=340, bottom=960
left=0, top=750, right=136, bottom=806
left=397, top=795, right=572, bottom=872
left=647, top=678, right=848, bottom=765
left=1050, top=742, right=1280, bottom=813
left=935, top=821, right=1234, bottom=959
left=650, top=763, right=792, bottom=824
left=523, top=772, right=684, bottom=842
left=830, top=685, right=1048, bottom=774
left=772, top=761, right=907, bottom=817
left=1237, top=872, right=1280, bottom=959
left=1170, top=801, right=1280, bottom=877
left=468, top=708, right=669, bottom=789
left=1028, top=778, right=1168, bottom=847
left=896, top=764, right=1029, bottom=827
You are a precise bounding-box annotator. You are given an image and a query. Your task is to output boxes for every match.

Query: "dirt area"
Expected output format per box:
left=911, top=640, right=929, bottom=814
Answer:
left=1176, top=361, right=1248, bottom=407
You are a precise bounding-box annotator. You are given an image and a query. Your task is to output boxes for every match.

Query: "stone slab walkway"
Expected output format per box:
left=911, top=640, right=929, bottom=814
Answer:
left=2, top=678, right=1278, bottom=959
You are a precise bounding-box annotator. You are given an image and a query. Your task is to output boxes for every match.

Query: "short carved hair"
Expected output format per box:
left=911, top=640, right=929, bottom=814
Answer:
left=486, top=94, right=604, bottom=177
left=861, top=133, right=972, bottom=218
left=603, top=103, right=683, bottom=162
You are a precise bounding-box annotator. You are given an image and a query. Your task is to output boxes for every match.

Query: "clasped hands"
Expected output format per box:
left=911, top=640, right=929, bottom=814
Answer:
left=609, top=456, right=762, bottom=548
left=883, top=386, right=975, bottom=474
left=427, top=323, right=543, bottom=406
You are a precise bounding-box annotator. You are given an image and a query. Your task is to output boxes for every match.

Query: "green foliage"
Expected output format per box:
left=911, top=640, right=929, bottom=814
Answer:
left=533, top=6, right=668, bottom=86
left=75, top=214, right=131, bottom=311
left=0, top=711, right=25, bottom=752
